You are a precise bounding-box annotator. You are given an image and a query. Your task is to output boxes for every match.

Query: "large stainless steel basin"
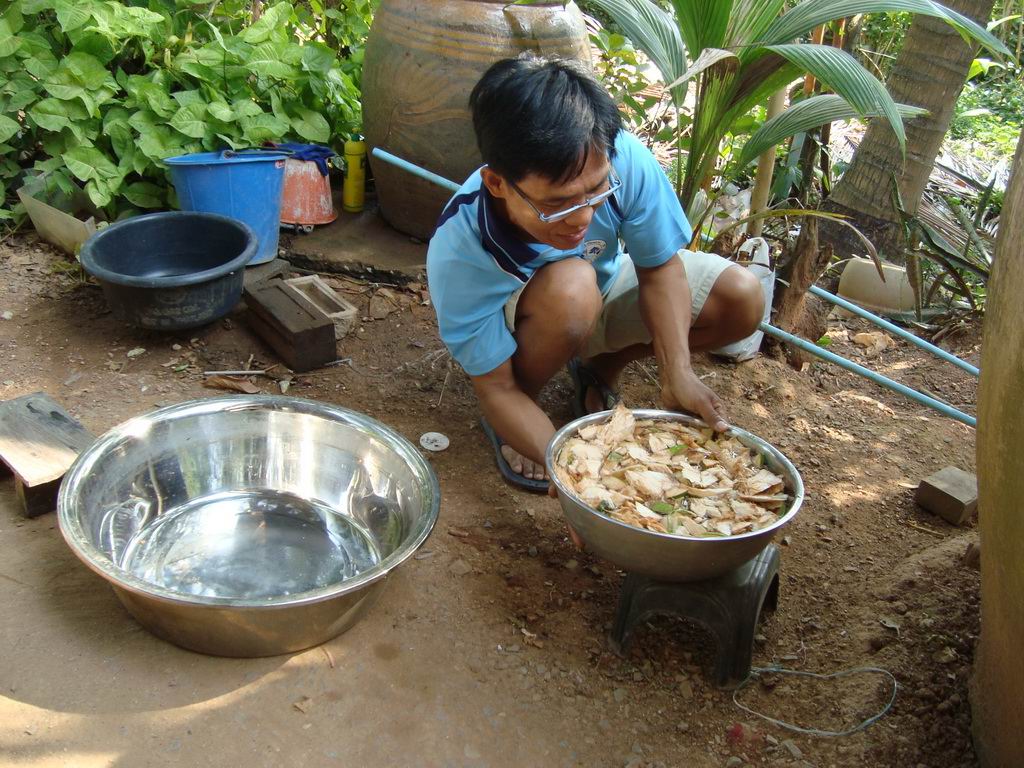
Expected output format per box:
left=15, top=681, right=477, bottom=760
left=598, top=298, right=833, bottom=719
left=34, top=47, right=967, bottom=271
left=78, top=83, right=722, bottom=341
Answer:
left=57, top=396, right=439, bottom=657
left=546, top=409, right=803, bottom=582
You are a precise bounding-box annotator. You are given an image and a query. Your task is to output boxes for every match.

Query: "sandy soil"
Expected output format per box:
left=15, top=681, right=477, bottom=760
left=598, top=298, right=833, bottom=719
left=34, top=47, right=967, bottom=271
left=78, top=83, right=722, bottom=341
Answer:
left=0, top=230, right=983, bottom=768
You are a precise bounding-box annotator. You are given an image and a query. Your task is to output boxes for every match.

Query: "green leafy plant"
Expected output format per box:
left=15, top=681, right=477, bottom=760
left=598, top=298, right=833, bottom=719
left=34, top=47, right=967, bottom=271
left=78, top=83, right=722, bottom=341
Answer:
left=0, top=0, right=375, bottom=222
left=584, top=0, right=1007, bottom=214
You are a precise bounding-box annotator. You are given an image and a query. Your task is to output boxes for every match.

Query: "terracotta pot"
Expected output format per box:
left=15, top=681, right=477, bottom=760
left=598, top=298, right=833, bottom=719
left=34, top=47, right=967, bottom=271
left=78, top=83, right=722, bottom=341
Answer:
left=362, top=0, right=592, bottom=240
left=280, top=159, right=337, bottom=230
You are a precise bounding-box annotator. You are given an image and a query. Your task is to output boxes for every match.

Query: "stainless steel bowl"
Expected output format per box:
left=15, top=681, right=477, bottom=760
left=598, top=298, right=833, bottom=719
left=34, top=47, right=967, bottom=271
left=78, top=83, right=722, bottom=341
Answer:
left=57, top=396, right=439, bottom=657
left=546, top=409, right=803, bottom=582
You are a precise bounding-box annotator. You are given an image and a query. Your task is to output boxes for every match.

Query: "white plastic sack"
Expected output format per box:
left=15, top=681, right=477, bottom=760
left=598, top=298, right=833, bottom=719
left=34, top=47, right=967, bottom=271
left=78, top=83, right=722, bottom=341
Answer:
left=711, top=237, right=774, bottom=362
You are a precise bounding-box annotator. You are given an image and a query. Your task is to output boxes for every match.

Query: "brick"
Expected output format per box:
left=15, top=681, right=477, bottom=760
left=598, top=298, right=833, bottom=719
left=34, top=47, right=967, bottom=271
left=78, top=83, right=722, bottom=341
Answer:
left=915, top=466, right=978, bottom=526
left=243, top=280, right=336, bottom=372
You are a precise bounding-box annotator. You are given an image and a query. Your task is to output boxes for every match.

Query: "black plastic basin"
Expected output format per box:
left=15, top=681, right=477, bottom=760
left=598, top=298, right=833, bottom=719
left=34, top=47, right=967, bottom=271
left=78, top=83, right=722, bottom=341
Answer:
left=80, top=211, right=257, bottom=330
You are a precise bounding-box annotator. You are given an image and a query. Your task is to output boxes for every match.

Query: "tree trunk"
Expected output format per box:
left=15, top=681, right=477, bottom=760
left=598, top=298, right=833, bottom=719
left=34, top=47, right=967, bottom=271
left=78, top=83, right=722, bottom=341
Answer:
left=770, top=217, right=832, bottom=365
left=821, top=0, right=996, bottom=259
left=972, top=128, right=1024, bottom=767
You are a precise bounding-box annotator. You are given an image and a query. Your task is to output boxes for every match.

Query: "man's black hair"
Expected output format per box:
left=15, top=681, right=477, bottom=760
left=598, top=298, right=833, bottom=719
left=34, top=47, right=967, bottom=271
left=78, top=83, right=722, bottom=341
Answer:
left=469, top=55, right=621, bottom=184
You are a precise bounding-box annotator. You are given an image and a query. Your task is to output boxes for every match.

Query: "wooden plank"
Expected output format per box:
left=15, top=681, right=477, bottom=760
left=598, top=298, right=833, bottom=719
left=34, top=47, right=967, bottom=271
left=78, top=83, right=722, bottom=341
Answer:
left=0, top=392, right=94, bottom=488
left=243, top=280, right=336, bottom=372
left=0, top=392, right=95, bottom=517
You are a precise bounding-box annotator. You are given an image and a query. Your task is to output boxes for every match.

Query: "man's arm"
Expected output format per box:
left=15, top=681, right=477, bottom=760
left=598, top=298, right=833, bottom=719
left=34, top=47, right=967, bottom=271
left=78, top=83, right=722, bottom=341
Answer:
left=471, top=360, right=555, bottom=466
left=636, top=256, right=728, bottom=431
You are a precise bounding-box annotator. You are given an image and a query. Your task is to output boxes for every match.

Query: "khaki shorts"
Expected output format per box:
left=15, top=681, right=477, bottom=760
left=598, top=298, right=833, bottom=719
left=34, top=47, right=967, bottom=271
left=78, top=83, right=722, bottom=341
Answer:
left=504, top=249, right=734, bottom=358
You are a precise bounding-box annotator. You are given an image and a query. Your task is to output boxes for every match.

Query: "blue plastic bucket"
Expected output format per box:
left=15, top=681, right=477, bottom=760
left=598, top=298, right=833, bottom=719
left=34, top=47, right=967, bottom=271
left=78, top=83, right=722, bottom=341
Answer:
left=165, top=150, right=288, bottom=265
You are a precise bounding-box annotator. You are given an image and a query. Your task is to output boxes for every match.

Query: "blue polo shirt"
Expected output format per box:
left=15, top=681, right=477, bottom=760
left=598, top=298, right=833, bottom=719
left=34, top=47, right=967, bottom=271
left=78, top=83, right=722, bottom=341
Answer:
left=426, top=130, right=691, bottom=377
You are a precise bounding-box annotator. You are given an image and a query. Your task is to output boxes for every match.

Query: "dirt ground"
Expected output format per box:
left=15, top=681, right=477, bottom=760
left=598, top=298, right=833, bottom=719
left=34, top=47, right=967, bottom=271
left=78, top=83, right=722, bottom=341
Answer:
left=0, top=225, right=983, bottom=768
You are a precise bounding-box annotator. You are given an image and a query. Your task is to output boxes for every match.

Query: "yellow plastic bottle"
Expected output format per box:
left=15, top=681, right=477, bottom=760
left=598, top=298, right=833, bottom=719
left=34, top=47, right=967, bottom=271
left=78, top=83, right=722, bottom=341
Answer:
left=342, top=137, right=367, bottom=213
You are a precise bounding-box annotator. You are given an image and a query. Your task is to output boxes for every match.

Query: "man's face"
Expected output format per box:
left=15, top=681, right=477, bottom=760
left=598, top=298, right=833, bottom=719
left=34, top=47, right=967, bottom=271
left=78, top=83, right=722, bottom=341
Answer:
left=481, top=147, right=612, bottom=251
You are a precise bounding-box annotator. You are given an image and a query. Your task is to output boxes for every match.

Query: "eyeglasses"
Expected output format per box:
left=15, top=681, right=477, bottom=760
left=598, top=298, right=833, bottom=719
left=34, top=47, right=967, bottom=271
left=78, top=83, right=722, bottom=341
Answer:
left=510, top=169, right=621, bottom=223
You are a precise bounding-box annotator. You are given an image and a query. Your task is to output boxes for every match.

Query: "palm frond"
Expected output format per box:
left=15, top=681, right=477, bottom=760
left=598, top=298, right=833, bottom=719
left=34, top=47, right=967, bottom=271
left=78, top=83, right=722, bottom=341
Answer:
left=735, top=95, right=926, bottom=169
left=760, top=0, right=1009, bottom=57
left=765, top=44, right=906, bottom=150
left=668, top=0, right=733, bottom=53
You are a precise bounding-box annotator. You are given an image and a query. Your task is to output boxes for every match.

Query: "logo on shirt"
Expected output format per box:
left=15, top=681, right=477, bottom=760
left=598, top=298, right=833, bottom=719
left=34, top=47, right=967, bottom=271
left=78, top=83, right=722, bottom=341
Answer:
left=582, top=240, right=607, bottom=262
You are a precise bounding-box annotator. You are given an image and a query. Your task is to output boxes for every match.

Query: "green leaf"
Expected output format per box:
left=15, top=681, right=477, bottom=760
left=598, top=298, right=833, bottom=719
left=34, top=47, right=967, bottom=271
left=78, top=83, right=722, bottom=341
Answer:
left=760, top=0, right=1009, bottom=58
left=63, top=52, right=112, bottom=90
left=71, top=33, right=116, bottom=65
left=122, top=181, right=165, bottom=209
left=0, top=21, right=21, bottom=58
left=207, top=102, right=235, bottom=122
left=169, top=103, right=208, bottom=138
left=241, top=2, right=292, bottom=44
left=172, top=89, right=205, bottom=107
left=735, top=94, right=927, bottom=169
left=54, top=0, right=92, bottom=33
left=62, top=145, right=119, bottom=182
left=1, top=2, right=24, bottom=35
left=24, top=55, right=57, bottom=80
left=137, top=124, right=186, bottom=161
left=248, top=42, right=295, bottom=79
left=764, top=43, right=905, bottom=151
left=0, top=114, right=19, bottom=143
left=85, top=177, right=113, bottom=208
left=28, top=98, right=73, bottom=131
left=4, top=88, right=37, bottom=114
left=650, top=501, right=675, bottom=515
left=289, top=108, right=330, bottom=142
left=240, top=112, right=289, bottom=143
left=231, top=99, right=264, bottom=120
left=301, top=42, right=336, bottom=74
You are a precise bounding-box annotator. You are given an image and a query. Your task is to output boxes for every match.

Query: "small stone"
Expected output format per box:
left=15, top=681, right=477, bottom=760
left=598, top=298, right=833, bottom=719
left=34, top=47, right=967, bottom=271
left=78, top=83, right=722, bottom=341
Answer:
left=782, top=536, right=792, bottom=546
left=726, top=758, right=744, bottom=768
left=598, top=719, right=612, bottom=732
left=933, top=646, right=957, bottom=665
left=676, top=721, right=690, bottom=733
left=171, top=344, right=182, bottom=351
left=781, top=739, right=802, bottom=759
left=677, top=680, right=694, bottom=700
left=632, top=672, right=644, bottom=682
left=1, top=311, right=12, bottom=320
left=464, top=744, right=481, bottom=760
left=893, top=601, right=909, bottom=615
left=613, top=688, right=627, bottom=703
left=126, top=347, right=146, bottom=358
left=450, top=559, right=472, bottom=576
left=483, top=520, right=493, bottom=529
left=564, top=559, right=579, bottom=571
left=963, top=542, right=981, bottom=569
left=527, top=546, right=538, bottom=557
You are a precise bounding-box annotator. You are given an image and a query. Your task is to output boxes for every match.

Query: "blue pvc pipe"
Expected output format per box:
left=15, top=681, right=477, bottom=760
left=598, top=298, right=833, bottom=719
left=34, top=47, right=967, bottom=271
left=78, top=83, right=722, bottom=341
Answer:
left=807, top=285, right=980, bottom=377
left=760, top=323, right=976, bottom=427
left=370, top=148, right=461, bottom=194
left=367, top=147, right=977, bottom=427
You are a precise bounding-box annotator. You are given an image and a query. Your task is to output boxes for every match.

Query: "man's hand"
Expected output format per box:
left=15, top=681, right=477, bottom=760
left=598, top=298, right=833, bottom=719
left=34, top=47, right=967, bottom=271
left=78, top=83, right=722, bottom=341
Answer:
left=661, top=365, right=729, bottom=432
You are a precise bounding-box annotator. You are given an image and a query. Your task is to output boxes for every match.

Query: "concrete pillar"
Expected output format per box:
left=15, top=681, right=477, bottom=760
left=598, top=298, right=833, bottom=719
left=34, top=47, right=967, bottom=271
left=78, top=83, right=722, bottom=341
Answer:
left=973, top=129, right=1024, bottom=765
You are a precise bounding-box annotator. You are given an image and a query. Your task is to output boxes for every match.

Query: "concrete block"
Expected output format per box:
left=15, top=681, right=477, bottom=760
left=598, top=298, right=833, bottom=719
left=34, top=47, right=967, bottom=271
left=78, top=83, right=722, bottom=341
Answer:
left=915, top=466, right=978, bottom=526
left=283, top=275, right=358, bottom=339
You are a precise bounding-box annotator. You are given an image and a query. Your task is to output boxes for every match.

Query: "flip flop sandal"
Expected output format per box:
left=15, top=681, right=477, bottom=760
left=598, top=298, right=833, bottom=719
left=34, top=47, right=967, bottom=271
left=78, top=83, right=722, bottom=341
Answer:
left=480, top=417, right=549, bottom=493
left=567, top=357, right=620, bottom=420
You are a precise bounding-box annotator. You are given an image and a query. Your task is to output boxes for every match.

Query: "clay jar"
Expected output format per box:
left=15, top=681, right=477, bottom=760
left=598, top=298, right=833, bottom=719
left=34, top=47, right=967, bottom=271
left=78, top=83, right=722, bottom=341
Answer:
left=361, top=0, right=592, bottom=240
